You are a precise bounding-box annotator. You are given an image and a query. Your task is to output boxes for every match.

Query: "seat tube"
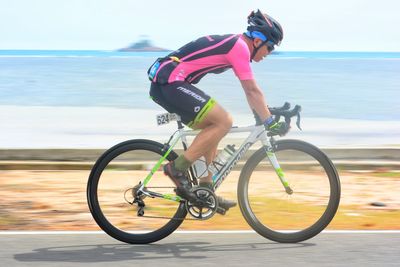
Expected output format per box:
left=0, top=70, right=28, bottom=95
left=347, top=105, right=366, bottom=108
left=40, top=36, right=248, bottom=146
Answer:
left=180, top=130, right=189, bottom=151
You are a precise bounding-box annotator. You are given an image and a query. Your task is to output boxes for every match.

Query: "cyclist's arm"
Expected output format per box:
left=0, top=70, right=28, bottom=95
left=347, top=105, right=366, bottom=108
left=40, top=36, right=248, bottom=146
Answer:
left=227, top=37, right=272, bottom=121
left=240, top=79, right=271, bottom=122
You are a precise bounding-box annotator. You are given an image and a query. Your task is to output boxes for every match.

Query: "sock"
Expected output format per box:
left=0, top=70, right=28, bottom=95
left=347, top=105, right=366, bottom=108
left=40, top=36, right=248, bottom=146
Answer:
left=174, top=155, right=192, bottom=172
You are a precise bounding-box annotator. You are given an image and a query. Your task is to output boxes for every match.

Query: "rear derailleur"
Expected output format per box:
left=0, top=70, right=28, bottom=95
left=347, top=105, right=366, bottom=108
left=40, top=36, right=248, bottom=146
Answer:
left=127, top=182, right=146, bottom=217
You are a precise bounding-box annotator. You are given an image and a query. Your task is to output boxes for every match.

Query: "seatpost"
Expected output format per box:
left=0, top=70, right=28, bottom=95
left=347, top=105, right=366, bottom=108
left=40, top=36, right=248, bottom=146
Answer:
left=177, top=121, right=184, bottom=130
left=176, top=120, right=187, bottom=150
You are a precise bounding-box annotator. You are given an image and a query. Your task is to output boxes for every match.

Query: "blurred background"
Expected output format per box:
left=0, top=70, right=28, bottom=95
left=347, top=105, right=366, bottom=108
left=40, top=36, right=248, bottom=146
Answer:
left=0, top=0, right=399, bottom=230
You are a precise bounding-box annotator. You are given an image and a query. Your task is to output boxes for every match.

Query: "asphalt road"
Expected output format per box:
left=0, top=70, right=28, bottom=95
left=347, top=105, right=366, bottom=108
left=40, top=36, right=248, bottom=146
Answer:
left=1, top=231, right=399, bottom=266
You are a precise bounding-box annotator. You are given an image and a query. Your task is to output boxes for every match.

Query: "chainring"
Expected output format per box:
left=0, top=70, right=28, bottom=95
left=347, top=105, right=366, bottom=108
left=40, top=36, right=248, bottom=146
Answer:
left=185, top=187, right=218, bottom=220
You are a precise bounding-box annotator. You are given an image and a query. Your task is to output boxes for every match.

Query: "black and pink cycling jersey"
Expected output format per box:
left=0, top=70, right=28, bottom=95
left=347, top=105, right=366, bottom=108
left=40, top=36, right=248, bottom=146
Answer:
left=150, top=34, right=254, bottom=84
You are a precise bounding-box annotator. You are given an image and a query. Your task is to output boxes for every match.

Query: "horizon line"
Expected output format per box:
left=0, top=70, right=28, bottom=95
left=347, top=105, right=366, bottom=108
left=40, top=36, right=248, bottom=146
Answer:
left=1, top=49, right=400, bottom=53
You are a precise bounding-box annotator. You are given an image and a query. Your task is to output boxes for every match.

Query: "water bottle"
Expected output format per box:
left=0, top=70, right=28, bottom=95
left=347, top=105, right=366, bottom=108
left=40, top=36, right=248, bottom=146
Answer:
left=208, top=145, right=236, bottom=182
left=192, top=156, right=209, bottom=178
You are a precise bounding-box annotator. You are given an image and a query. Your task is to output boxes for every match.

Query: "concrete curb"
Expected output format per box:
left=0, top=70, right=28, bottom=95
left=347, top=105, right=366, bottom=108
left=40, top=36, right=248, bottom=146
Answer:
left=0, top=148, right=399, bottom=170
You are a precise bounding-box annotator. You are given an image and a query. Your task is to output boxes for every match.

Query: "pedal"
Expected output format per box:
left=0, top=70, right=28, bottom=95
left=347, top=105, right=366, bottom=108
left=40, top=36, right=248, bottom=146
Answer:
left=174, top=187, right=199, bottom=204
left=216, top=207, right=226, bottom=215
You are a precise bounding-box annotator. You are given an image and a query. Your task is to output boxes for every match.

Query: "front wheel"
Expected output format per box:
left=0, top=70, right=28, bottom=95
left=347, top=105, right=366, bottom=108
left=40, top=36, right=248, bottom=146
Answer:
left=238, top=140, right=341, bottom=243
left=87, top=139, right=187, bottom=244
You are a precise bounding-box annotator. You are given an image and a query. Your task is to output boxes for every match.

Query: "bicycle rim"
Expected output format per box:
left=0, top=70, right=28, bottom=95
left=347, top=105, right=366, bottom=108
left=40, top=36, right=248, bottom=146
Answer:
left=239, top=140, right=340, bottom=242
left=87, top=140, right=187, bottom=244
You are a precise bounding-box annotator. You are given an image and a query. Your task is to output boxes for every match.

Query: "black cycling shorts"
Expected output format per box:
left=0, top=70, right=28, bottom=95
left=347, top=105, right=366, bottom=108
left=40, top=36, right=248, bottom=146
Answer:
left=149, top=81, right=216, bottom=128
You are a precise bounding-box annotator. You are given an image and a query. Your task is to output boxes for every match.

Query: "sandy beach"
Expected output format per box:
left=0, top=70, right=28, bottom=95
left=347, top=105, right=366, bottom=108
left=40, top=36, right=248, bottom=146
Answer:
left=0, top=166, right=399, bottom=231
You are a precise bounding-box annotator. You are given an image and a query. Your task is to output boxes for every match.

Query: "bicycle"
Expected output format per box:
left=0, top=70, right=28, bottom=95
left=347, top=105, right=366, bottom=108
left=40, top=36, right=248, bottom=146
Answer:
left=87, top=102, right=341, bottom=244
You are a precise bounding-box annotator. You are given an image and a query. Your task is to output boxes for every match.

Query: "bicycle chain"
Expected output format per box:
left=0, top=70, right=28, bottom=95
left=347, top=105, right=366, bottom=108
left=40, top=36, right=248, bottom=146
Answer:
left=128, top=186, right=198, bottom=220
left=139, top=214, right=197, bottom=221
left=130, top=186, right=216, bottom=221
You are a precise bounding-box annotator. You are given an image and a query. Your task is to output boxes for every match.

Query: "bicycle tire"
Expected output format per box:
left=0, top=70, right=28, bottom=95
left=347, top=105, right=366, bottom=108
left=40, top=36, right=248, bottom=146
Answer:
left=238, top=139, right=340, bottom=243
left=87, top=139, right=187, bottom=244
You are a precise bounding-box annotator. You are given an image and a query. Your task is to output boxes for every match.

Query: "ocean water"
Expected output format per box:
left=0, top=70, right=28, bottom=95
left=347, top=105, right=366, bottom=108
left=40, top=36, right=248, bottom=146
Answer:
left=0, top=50, right=399, bottom=148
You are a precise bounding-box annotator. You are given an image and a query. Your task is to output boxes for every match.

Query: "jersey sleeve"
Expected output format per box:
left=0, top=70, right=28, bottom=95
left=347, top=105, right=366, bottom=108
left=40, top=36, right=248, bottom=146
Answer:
left=226, top=37, right=254, bottom=80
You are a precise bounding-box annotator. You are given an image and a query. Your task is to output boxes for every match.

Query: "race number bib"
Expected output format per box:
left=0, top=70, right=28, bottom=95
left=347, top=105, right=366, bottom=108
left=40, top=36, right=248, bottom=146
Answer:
left=156, top=113, right=180, bottom=126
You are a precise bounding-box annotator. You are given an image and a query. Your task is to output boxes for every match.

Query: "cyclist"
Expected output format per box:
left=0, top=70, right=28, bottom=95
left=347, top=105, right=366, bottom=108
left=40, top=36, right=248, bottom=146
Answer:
left=148, top=9, right=289, bottom=214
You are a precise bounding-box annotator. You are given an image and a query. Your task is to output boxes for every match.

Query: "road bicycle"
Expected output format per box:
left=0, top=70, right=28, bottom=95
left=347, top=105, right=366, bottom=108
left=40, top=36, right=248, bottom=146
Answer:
left=87, top=102, right=341, bottom=244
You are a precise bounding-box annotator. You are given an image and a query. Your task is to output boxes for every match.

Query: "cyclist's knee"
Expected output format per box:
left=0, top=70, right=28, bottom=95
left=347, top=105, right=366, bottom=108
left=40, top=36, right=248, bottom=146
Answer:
left=207, top=105, right=232, bottom=131
left=220, top=113, right=233, bottom=132
left=211, top=106, right=232, bottom=132
left=194, top=104, right=231, bottom=131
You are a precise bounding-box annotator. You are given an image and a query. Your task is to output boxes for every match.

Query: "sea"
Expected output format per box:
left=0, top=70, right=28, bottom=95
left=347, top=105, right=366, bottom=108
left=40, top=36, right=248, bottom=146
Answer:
left=0, top=50, right=399, bottom=148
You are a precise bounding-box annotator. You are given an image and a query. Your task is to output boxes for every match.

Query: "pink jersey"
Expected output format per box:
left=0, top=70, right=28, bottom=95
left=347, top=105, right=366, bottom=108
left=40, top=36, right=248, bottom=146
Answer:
left=151, top=34, right=254, bottom=84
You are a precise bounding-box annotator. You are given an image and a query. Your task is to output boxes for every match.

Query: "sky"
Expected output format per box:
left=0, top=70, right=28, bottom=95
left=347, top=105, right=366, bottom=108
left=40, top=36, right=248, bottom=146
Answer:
left=1, top=0, right=399, bottom=51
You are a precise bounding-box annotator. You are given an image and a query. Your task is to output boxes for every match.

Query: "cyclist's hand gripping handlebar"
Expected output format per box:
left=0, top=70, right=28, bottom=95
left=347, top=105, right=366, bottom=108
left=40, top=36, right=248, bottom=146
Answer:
left=269, top=102, right=302, bottom=131
left=252, top=102, right=302, bottom=133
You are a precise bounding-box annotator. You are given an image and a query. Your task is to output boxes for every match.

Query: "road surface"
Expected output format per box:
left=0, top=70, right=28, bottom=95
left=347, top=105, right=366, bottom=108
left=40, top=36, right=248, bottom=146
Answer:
left=1, top=231, right=399, bottom=266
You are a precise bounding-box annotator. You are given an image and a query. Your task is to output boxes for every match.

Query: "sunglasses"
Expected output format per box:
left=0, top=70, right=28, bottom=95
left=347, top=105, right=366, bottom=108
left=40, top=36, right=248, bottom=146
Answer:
left=266, top=41, right=275, bottom=52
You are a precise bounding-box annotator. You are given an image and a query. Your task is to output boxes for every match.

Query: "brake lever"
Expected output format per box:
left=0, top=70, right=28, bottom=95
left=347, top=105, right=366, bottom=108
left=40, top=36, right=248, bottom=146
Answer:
left=285, top=116, right=291, bottom=125
left=270, top=104, right=303, bottom=131
left=296, top=112, right=302, bottom=130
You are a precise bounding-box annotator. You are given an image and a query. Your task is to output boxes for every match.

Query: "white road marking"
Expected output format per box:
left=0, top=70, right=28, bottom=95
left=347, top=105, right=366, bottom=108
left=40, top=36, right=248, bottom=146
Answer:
left=0, top=230, right=399, bottom=235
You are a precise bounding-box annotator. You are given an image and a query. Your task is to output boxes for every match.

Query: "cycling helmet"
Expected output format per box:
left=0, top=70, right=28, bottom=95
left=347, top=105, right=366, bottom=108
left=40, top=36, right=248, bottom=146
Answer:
left=245, top=9, right=283, bottom=61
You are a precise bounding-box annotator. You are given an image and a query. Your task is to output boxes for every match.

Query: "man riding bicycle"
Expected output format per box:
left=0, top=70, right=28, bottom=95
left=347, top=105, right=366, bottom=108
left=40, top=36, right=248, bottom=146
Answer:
left=148, top=9, right=289, bottom=214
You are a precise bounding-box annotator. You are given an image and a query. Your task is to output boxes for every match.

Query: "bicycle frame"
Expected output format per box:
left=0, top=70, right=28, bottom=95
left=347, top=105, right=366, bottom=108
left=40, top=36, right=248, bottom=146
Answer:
left=138, top=121, right=292, bottom=202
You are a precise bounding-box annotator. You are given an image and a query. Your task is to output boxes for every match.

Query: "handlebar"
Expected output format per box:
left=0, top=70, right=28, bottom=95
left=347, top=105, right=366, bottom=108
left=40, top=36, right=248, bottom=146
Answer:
left=253, top=102, right=302, bottom=131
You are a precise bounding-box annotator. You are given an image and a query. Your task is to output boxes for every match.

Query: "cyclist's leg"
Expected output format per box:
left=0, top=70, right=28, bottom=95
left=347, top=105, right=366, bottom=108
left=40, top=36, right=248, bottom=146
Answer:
left=189, top=115, right=237, bottom=212
left=197, top=143, right=217, bottom=185
left=152, top=81, right=233, bottom=164
left=150, top=81, right=233, bottom=204
left=184, top=103, right=232, bottom=162
left=183, top=97, right=237, bottom=210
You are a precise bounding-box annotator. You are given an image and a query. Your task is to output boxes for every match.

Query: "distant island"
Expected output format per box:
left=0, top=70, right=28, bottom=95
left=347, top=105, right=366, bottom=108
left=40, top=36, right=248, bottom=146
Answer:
left=118, top=38, right=170, bottom=52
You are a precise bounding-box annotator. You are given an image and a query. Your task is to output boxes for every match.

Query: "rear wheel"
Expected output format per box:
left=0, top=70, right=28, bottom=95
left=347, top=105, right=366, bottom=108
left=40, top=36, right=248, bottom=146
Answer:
left=238, top=140, right=340, bottom=243
left=87, top=139, right=187, bottom=244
